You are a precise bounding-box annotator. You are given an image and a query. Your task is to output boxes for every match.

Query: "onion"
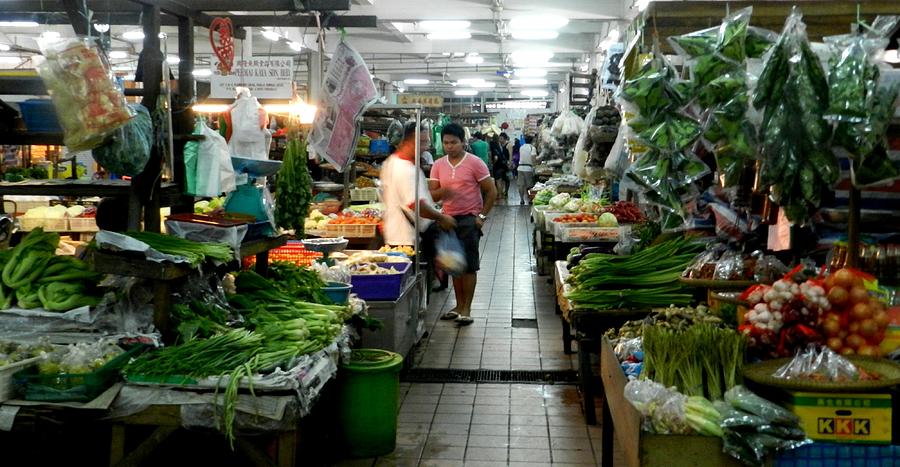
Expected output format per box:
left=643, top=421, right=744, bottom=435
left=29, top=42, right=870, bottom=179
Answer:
left=849, top=286, right=870, bottom=305
left=857, top=345, right=879, bottom=357
left=840, top=347, right=856, bottom=356
left=850, top=302, right=872, bottom=321
left=826, top=286, right=849, bottom=307
left=873, top=310, right=891, bottom=329
left=826, top=337, right=843, bottom=351
left=859, top=319, right=878, bottom=338
left=833, top=268, right=855, bottom=289
left=822, top=319, right=841, bottom=337
left=845, top=333, right=866, bottom=350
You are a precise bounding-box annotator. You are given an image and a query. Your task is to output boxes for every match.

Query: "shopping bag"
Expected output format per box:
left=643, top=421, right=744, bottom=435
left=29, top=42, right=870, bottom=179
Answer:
left=195, top=120, right=236, bottom=197
left=91, top=104, right=153, bottom=176
left=183, top=121, right=202, bottom=195
left=435, top=230, right=466, bottom=276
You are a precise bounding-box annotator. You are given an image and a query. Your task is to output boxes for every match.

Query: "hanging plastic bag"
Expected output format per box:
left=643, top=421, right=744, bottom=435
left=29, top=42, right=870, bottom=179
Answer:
left=34, top=37, right=133, bottom=151
left=195, top=120, right=236, bottom=197
left=91, top=104, right=153, bottom=177
left=183, top=121, right=203, bottom=195
left=435, top=230, right=466, bottom=276
left=228, top=89, right=269, bottom=160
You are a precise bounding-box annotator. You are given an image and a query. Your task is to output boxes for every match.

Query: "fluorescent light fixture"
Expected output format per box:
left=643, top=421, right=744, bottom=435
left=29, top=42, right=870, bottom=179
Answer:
left=122, top=30, right=145, bottom=41
left=288, top=41, right=303, bottom=52
left=607, top=28, right=621, bottom=42
left=261, top=30, right=281, bottom=41
left=441, top=52, right=451, bottom=56
left=509, top=78, right=547, bottom=85
left=465, top=54, right=484, bottom=64
left=511, top=30, right=559, bottom=40
left=404, top=78, right=430, bottom=85
left=511, top=50, right=554, bottom=66
left=510, top=15, right=568, bottom=31
left=122, top=74, right=135, bottom=81
left=0, top=21, right=39, bottom=28
left=166, top=55, right=180, bottom=65
left=635, top=0, right=651, bottom=12
left=471, top=82, right=495, bottom=88
left=0, top=57, right=23, bottom=64
left=454, top=89, right=478, bottom=96
left=427, top=31, right=471, bottom=40
left=192, top=68, right=213, bottom=77
left=0, top=44, right=10, bottom=52
left=522, top=89, right=549, bottom=97
left=192, top=104, right=230, bottom=113
left=108, top=50, right=129, bottom=59
left=514, top=68, right=547, bottom=78
left=457, top=78, right=485, bottom=85
left=419, top=20, right=470, bottom=31
left=263, top=101, right=318, bottom=123
left=884, top=49, right=900, bottom=64
left=580, top=64, right=589, bottom=72
left=40, top=31, right=61, bottom=41
left=93, top=23, right=110, bottom=33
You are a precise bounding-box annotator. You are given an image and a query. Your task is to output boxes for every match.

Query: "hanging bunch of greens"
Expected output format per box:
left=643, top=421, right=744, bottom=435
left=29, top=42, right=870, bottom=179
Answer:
left=753, top=7, right=838, bottom=224
left=619, top=47, right=709, bottom=230
left=669, top=7, right=770, bottom=188
left=275, top=128, right=314, bottom=235
left=825, top=16, right=900, bottom=188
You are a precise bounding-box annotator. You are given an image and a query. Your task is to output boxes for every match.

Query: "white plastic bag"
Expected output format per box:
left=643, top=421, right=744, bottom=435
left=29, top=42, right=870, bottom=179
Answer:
left=228, top=89, right=270, bottom=160
left=196, top=121, right=236, bottom=197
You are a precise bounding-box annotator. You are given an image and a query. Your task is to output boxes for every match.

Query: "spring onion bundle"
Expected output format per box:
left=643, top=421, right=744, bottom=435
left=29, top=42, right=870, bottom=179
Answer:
left=126, top=231, right=234, bottom=266
left=565, top=237, right=703, bottom=310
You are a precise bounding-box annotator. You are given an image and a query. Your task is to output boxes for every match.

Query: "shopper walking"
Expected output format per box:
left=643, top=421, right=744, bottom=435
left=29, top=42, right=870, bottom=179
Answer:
left=492, top=133, right=512, bottom=201
left=381, top=122, right=456, bottom=248
left=429, top=123, right=497, bottom=326
left=516, top=134, right=536, bottom=205
left=470, top=131, right=491, bottom=167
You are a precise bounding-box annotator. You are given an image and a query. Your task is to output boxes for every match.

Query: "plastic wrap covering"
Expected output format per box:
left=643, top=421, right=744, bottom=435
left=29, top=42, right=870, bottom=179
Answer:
left=34, top=37, right=133, bottom=151
left=772, top=345, right=859, bottom=381
left=165, top=220, right=248, bottom=261
left=624, top=379, right=691, bottom=435
left=91, top=104, right=153, bottom=177
left=311, top=261, right=351, bottom=285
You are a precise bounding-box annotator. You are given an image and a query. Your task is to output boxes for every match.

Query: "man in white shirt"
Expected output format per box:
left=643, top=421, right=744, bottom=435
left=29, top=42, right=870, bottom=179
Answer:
left=381, top=123, right=456, bottom=247
left=515, top=134, right=536, bottom=205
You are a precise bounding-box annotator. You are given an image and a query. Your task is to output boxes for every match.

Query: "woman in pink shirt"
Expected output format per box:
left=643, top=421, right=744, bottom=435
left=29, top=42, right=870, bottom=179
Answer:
left=429, top=123, right=498, bottom=326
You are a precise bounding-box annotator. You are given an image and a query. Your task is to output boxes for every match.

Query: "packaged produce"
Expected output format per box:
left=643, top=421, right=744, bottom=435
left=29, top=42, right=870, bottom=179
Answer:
left=818, top=268, right=890, bottom=356
left=753, top=8, right=838, bottom=223
left=37, top=339, right=123, bottom=375
left=532, top=188, right=556, bottom=206
left=548, top=192, right=571, bottom=210
left=0, top=339, right=54, bottom=366
left=717, top=386, right=810, bottom=465
left=624, top=379, right=692, bottom=435
left=682, top=245, right=788, bottom=283
left=34, top=37, right=133, bottom=151
left=91, top=104, right=153, bottom=176
left=773, top=344, right=882, bottom=382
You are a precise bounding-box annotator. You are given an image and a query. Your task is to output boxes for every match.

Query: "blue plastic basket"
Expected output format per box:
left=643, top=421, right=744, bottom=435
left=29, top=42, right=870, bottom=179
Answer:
left=368, top=139, right=390, bottom=155
left=18, top=99, right=63, bottom=133
left=350, top=262, right=411, bottom=301
left=323, top=281, right=352, bottom=305
left=776, top=443, right=900, bottom=467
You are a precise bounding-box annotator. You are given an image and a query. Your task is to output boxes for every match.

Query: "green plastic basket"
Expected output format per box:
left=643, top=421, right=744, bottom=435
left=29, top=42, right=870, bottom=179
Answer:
left=13, top=345, right=147, bottom=402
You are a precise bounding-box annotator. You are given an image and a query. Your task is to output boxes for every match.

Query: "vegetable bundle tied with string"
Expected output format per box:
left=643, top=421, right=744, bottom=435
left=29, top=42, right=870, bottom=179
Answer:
left=565, top=237, right=703, bottom=310
left=275, top=134, right=314, bottom=235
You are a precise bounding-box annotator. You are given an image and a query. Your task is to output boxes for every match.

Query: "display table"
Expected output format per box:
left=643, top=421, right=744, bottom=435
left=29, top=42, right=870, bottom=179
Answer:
left=599, top=337, right=745, bottom=467
left=361, top=272, right=426, bottom=360
left=554, top=261, right=650, bottom=425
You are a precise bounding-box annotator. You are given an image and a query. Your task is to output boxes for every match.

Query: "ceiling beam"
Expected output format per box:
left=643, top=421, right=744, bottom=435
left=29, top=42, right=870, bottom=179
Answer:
left=230, top=15, right=377, bottom=28
left=127, top=0, right=246, bottom=39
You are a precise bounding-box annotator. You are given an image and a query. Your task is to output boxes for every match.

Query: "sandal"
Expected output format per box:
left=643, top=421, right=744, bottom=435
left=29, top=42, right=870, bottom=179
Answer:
left=440, top=311, right=459, bottom=320
left=455, top=316, right=474, bottom=326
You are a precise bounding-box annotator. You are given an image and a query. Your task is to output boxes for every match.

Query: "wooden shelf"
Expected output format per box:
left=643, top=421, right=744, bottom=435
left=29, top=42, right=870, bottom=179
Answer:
left=239, top=235, right=288, bottom=258
left=0, top=179, right=180, bottom=201
left=90, top=250, right=192, bottom=281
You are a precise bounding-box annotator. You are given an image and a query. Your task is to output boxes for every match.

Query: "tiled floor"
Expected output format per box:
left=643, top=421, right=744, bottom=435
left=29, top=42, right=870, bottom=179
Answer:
left=336, top=202, right=616, bottom=466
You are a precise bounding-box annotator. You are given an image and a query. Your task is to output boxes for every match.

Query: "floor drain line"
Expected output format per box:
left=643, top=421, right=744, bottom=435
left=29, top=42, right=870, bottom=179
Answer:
left=402, top=368, right=578, bottom=384
left=511, top=318, right=538, bottom=329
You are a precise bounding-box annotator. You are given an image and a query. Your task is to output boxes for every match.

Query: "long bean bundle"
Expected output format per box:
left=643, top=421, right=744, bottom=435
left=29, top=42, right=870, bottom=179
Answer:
left=565, top=237, right=703, bottom=310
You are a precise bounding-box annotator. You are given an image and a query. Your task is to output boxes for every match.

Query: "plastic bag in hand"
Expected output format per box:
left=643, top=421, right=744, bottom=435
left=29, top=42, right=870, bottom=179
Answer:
left=435, top=230, right=466, bottom=276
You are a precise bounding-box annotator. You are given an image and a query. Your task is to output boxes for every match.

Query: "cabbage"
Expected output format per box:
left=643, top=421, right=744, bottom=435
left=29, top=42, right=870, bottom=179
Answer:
left=534, top=189, right=556, bottom=206
left=564, top=199, right=583, bottom=213
left=548, top=193, right=571, bottom=209
left=598, top=212, right=619, bottom=227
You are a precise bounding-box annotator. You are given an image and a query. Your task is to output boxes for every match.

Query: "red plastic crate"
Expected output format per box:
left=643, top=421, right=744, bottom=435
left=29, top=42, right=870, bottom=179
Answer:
left=243, top=241, right=323, bottom=268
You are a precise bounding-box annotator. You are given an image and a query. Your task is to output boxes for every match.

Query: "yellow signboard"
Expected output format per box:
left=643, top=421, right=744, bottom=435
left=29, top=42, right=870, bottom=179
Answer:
left=397, top=94, right=444, bottom=108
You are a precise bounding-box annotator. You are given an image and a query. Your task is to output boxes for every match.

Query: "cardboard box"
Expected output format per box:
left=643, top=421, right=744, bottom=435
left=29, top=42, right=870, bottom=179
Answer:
left=786, top=392, right=893, bottom=445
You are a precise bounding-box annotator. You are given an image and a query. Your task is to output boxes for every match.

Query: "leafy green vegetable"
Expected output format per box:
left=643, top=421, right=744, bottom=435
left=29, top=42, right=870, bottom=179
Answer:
left=125, top=231, right=234, bottom=266
left=269, top=261, right=332, bottom=304
left=275, top=134, right=314, bottom=235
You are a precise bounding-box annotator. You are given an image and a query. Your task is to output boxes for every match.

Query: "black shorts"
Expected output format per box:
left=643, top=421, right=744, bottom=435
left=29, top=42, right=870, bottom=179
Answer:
left=454, top=215, right=482, bottom=274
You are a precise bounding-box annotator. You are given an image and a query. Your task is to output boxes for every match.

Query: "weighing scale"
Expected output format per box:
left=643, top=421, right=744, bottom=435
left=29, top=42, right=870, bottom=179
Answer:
left=301, top=237, right=349, bottom=266
left=224, top=156, right=283, bottom=237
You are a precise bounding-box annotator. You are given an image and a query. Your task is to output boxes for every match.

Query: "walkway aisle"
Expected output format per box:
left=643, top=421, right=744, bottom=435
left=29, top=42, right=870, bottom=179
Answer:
left=339, top=204, right=610, bottom=467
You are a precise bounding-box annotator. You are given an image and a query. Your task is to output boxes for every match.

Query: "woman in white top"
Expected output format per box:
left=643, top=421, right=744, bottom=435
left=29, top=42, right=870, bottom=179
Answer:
left=515, top=134, right=536, bottom=205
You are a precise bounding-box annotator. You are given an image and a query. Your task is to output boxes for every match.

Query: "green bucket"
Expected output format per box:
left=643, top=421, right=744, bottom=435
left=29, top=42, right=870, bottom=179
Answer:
left=338, top=349, right=404, bottom=458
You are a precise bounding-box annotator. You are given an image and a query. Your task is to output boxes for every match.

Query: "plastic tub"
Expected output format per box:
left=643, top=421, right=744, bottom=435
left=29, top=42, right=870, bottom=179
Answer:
left=19, top=99, right=63, bottom=133
left=338, top=349, right=404, bottom=458
left=350, top=262, right=411, bottom=301
left=369, top=139, right=390, bottom=155
left=323, top=281, right=351, bottom=305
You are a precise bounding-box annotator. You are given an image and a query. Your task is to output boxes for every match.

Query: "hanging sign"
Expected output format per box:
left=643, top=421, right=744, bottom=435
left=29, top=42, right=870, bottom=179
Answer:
left=397, top=94, right=444, bottom=108
left=209, top=17, right=234, bottom=75
left=485, top=100, right=550, bottom=110
left=210, top=57, right=294, bottom=99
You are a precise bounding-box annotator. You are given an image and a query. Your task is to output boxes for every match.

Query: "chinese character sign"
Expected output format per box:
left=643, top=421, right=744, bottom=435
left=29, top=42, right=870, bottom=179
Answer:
left=210, top=57, right=294, bottom=99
